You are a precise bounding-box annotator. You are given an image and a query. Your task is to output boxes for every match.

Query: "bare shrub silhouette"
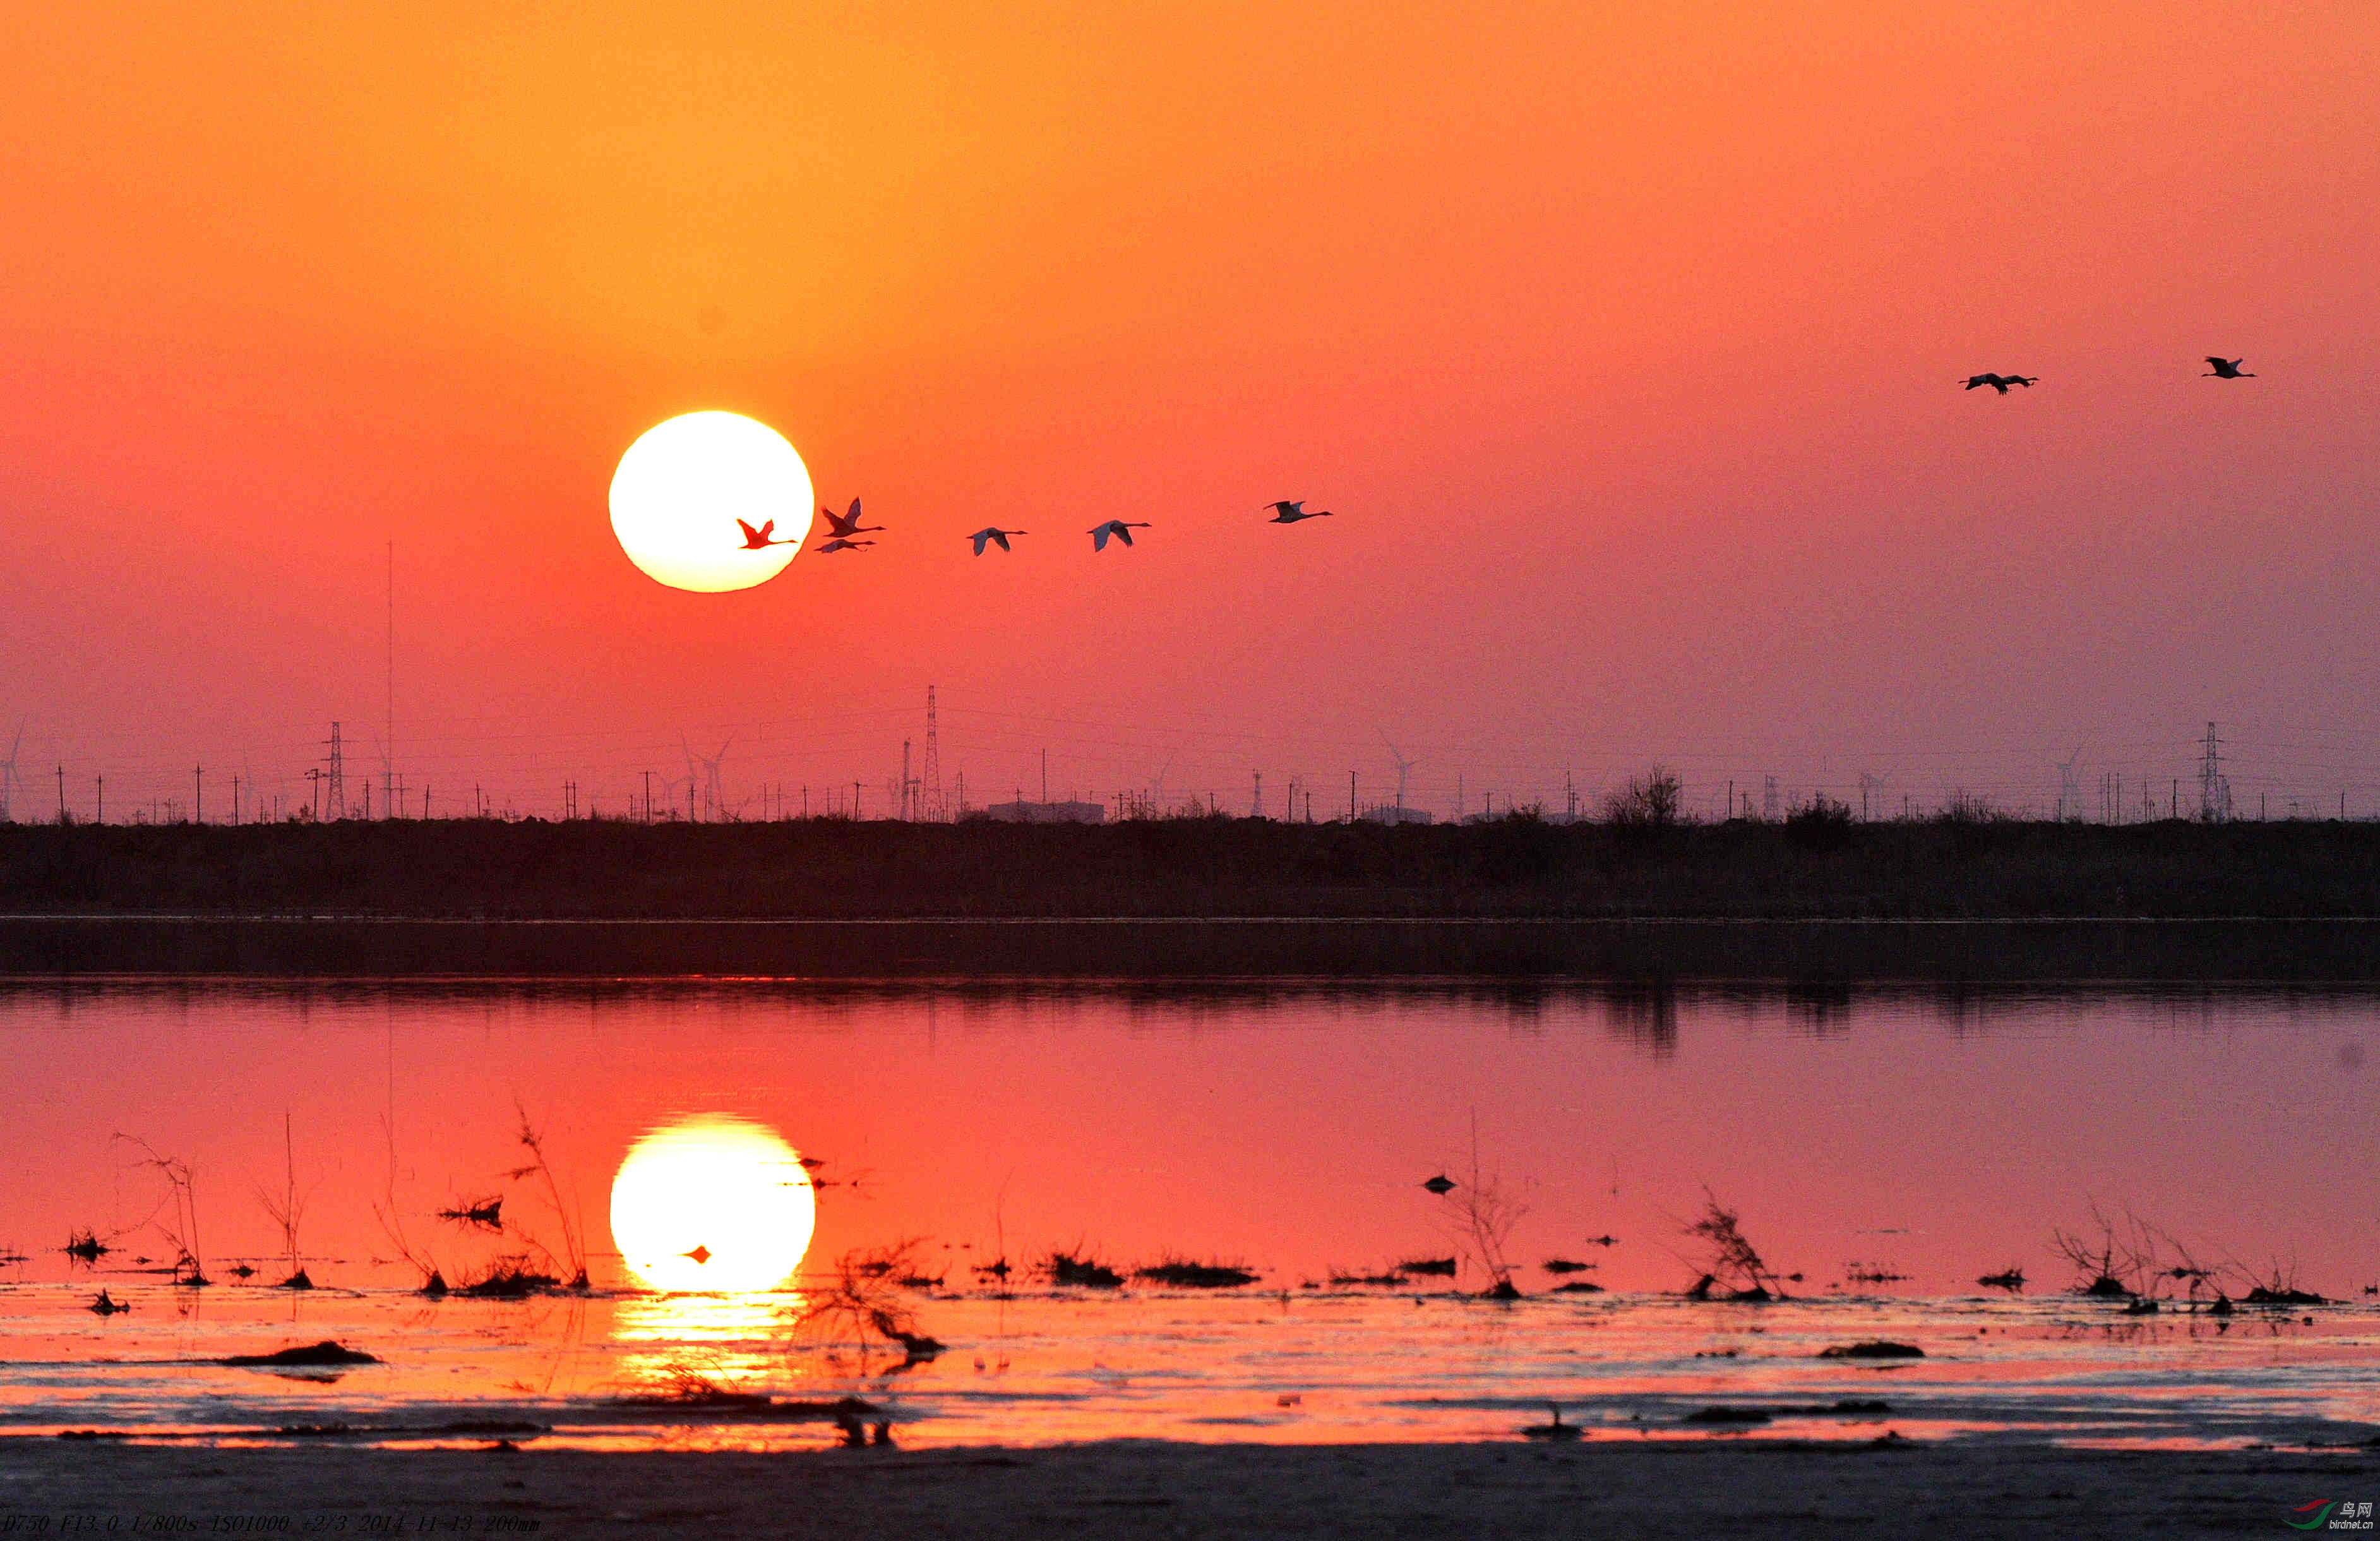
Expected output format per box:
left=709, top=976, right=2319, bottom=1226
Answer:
left=1680, top=1189, right=1785, bottom=1300
left=2049, top=1206, right=2155, bottom=1298
left=114, top=1136, right=209, bottom=1286
left=256, top=1112, right=314, bottom=1289
left=1604, top=767, right=1684, bottom=829
left=793, top=1240, right=946, bottom=1372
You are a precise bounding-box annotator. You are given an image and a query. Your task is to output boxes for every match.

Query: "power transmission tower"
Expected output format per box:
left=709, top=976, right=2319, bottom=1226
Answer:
left=1762, top=776, right=1780, bottom=822
left=325, top=723, right=346, bottom=819
left=2054, top=747, right=2083, bottom=822
left=923, top=687, right=943, bottom=820
left=2198, top=722, right=2231, bottom=822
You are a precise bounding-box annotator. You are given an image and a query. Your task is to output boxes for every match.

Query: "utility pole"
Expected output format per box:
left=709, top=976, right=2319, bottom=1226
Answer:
left=853, top=781, right=862, bottom=820
left=95, top=775, right=103, bottom=825
left=194, top=766, right=203, bottom=824
left=56, top=764, right=65, bottom=825
left=1349, top=770, right=1357, bottom=822
left=1253, top=770, right=1262, bottom=818
left=1041, top=749, right=1048, bottom=805
left=902, top=740, right=912, bottom=821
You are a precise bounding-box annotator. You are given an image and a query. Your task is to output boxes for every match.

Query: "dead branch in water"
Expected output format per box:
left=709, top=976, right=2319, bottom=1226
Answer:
left=1680, top=1189, right=1785, bottom=1300
left=112, top=1135, right=209, bottom=1286
left=506, top=1103, right=588, bottom=1290
left=255, top=1112, right=314, bottom=1289
left=792, top=1240, right=947, bottom=1374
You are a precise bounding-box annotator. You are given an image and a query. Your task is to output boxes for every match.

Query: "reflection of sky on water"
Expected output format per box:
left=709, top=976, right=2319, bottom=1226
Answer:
left=0, top=981, right=2374, bottom=1447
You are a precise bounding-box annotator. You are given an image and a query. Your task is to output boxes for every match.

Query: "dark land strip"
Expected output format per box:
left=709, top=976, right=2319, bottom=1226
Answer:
left=4, top=1437, right=2369, bottom=1538
left=7, top=818, right=2380, bottom=976
left=8, top=913, right=2380, bottom=978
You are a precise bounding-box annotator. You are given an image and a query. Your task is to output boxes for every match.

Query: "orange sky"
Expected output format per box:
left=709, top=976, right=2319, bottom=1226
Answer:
left=4, top=2, right=2376, bottom=820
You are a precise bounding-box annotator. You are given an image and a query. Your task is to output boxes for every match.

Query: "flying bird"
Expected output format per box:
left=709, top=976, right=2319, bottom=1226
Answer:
left=815, top=538, right=874, bottom=555
left=1422, top=1174, right=1457, bottom=1196
left=1962, top=374, right=2038, bottom=393
left=1090, top=520, right=1151, bottom=551
left=818, top=498, right=883, bottom=539
left=1265, top=500, right=1334, bottom=523
left=969, top=527, right=1024, bottom=555
left=735, top=519, right=795, bottom=549
left=2203, top=356, right=2255, bottom=378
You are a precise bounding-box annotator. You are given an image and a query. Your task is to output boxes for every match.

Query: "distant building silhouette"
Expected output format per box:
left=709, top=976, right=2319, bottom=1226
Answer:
left=979, top=799, right=1107, bottom=825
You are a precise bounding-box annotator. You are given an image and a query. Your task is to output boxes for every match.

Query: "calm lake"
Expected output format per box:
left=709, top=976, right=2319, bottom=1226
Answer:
left=3, top=981, right=2375, bottom=1449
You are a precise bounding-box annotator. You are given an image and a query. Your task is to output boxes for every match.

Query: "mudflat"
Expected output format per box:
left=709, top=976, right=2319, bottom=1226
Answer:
left=6, top=1438, right=2373, bottom=1539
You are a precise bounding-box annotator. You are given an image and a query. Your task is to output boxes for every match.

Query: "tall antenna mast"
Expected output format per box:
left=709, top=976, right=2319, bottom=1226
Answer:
left=385, top=540, right=395, bottom=820
left=922, top=687, right=943, bottom=821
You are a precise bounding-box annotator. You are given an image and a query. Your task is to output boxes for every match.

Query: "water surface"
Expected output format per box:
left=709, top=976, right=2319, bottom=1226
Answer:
left=3, top=982, right=2374, bottom=1449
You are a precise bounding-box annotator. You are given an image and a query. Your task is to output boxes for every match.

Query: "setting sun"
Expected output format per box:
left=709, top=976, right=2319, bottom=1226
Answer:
left=609, top=1113, right=816, bottom=1292
left=607, top=411, right=813, bottom=593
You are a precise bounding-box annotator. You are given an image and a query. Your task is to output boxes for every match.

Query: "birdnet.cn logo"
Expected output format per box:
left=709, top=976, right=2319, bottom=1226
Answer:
left=2289, top=1501, right=2376, bottom=1532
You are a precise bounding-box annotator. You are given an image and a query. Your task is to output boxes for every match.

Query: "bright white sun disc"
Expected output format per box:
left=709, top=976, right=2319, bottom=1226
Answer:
left=609, top=411, right=813, bottom=592
left=609, top=1115, right=815, bottom=1292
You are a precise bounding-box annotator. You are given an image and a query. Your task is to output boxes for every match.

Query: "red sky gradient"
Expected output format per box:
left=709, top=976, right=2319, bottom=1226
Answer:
left=4, top=3, right=2376, bottom=820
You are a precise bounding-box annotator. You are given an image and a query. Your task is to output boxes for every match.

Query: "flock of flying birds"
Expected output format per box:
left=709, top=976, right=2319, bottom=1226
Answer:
left=1962, top=353, right=2257, bottom=393
left=734, top=498, right=1332, bottom=559
left=734, top=354, right=2260, bottom=556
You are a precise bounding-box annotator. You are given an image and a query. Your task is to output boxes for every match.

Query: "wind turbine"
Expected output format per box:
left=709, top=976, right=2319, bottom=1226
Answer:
left=1147, top=752, right=1178, bottom=817
left=1384, top=740, right=1419, bottom=820
left=2054, top=746, right=2084, bottom=822
left=0, top=723, right=21, bottom=822
left=683, top=736, right=732, bottom=822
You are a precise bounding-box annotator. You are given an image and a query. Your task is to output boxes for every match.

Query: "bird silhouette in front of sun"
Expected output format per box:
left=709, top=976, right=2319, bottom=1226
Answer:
left=1265, top=500, right=1334, bottom=523
left=1090, top=520, right=1150, bottom=551
left=1962, top=373, right=2038, bottom=394
left=815, top=537, right=874, bottom=555
left=2203, top=356, right=2255, bottom=379
left=735, top=519, right=796, bottom=549
left=969, top=527, right=1025, bottom=555
left=1422, top=1174, right=1456, bottom=1196
left=818, top=498, right=883, bottom=539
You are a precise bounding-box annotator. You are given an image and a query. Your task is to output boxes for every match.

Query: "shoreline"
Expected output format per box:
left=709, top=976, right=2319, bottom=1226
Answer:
left=4, top=1437, right=2369, bottom=1538
left=7, top=913, right=2380, bottom=978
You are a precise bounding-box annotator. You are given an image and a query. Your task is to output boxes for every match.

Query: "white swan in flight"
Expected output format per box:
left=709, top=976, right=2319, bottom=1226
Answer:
left=1265, top=500, right=1333, bottom=523
left=1090, top=520, right=1151, bottom=551
left=969, top=527, right=1025, bottom=555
